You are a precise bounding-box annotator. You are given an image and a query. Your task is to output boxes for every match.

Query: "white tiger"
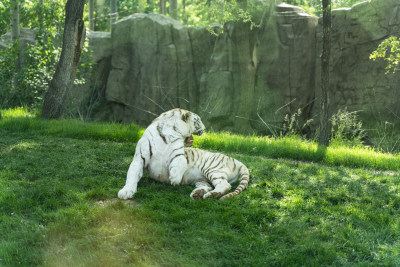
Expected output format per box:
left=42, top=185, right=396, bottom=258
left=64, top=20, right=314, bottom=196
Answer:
left=118, top=109, right=250, bottom=200
left=118, top=108, right=206, bottom=200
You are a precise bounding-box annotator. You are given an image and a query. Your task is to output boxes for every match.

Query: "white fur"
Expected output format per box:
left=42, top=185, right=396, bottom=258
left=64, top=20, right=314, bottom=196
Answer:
left=118, top=109, right=205, bottom=199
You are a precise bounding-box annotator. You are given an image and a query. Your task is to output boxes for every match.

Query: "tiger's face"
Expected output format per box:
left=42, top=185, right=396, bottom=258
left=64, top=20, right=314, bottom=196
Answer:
left=179, top=110, right=205, bottom=147
left=187, top=113, right=205, bottom=136
left=153, top=109, right=205, bottom=146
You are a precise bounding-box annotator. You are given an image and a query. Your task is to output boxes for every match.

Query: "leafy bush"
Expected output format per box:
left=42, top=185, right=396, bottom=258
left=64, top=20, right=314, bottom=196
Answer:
left=330, top=108, right=366, bottom=147
left=281, top=108, right=313, bottom=138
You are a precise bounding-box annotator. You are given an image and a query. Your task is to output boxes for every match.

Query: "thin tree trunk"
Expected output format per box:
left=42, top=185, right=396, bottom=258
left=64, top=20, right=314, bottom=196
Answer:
left=11, top=0, right=20, bottom=94
left=319, top=0, right=331, bottom=146
left=41, top=0, right=86, bottom=119
left=38, top=0, right=43, bottom=33
left=97, top=0, right=107, bottom=31
left=110, top=0, right=117, bottom=31
left=11, top=0, right=20, bottom=42
left=89, top=0, right=94, bottom=31
left=182, top=0, right=187, bottom=23
left=170, top=0, right=177, bottom=19
left=160, top=0, right=166, bottom=15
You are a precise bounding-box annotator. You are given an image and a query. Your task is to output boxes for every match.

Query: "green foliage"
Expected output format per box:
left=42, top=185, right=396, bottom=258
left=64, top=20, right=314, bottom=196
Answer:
left=0, top=0, right=66, bottom=36
left=330, top=108, right=366, bottom=147
left=0, top=0, right=65, bottom=110
left=282, top=108, right=313, bottom=137
left=182, top=0, right=253, bottom=29
left=84, top=0, right=254, bottom=32
left=282, top=0, right=365, bottom=15
left=370, top=36, right=400, bottom=73
left=0, top=43, right=17, bottom=107
left=84, top=0, right=169, bottom=31
left=1, top=109, right=400, bottom=266
left=0, top=33, right=93, bottom=112
left=0, top=38, right=59, bottom=109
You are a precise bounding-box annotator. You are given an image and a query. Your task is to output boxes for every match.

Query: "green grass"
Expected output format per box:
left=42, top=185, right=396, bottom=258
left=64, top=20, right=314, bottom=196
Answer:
left=2, top=108, right=400, bottom=171
left=1, top=108, right=400, bottom=266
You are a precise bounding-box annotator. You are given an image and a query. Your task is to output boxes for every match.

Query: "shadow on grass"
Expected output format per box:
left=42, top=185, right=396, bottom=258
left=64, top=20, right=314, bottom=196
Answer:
left=316, top=143, right=328, bottom=162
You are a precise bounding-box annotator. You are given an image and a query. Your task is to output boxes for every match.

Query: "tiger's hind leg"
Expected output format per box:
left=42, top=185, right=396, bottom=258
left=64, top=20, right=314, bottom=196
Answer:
left=190, top=181, right=213, bottom=200
left=203, top=178, right=231, bottom=199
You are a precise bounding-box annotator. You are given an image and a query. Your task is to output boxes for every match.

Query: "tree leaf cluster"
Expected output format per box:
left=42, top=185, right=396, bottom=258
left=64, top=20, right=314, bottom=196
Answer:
left=281, top=0, right=364, bottom=15
left=370, top=36, right=400, bottom=73
left=0, top=0, right=66, bottom=36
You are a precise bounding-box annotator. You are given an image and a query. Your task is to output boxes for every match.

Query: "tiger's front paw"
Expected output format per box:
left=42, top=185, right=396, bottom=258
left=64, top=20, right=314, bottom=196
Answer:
left=169, top=176, right=182, bottom=186
left=118, top=187, right=136, bottom=200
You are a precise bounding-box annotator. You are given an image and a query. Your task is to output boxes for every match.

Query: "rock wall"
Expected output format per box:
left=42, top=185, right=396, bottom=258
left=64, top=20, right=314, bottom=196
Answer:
left=99, top=13, right=215, bottom=126
left=315, top=0, right=400, bottom=121
left=86, top=0, right=400, bottom=133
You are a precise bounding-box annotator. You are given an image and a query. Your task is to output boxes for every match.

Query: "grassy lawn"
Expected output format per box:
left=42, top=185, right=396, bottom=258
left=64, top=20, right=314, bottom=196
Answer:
left=1, top=108, right=400, bottom=266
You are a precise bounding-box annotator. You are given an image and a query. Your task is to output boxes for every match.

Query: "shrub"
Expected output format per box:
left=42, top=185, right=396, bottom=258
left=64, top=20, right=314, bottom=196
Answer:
left=330, top=108, right=366, bottom=147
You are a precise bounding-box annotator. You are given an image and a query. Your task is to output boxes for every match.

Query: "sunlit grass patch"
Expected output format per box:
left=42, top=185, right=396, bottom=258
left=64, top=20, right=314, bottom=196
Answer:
left=194, top=131, right=319, bottom=159
left=0, top=108, right=141, bottom=143
left=325, top=145, right=400, bottom=170
left=2, top=107, right=400, bottom=170
left=1, top=107, right=34, bottom=118
left=194, top=131, right=400, bottom=171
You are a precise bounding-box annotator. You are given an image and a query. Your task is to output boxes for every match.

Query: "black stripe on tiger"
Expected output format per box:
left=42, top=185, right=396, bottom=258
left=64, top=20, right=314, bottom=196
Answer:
left=140, top=146, right=147, bottom=167
left=157, top=125, right=167, bottom=144
left=170, top=146, right=184, bottom=156
left=169, top=153, right=185, bottom=167
left=148, top=140, right=153, bottom=158
left=205, top=157, right=225, bottom=178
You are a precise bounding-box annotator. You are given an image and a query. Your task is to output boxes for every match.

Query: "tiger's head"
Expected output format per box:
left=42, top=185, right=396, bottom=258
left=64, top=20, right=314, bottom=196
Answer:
left=154, top=109, right=205, bottom=147
left=181, top=111, right=205, bottom=146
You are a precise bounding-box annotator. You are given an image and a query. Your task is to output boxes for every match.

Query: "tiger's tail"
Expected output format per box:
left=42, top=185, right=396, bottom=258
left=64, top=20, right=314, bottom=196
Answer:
left=220, top=163, right=250, bottom=200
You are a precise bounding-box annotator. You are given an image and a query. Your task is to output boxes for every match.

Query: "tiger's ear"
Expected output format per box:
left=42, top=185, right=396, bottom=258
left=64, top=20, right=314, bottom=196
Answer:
left=181, top=112, right=190, bottom=122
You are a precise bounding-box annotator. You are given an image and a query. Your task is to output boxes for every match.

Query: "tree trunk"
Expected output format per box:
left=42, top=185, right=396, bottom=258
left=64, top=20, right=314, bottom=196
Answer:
left=160, top=0, right=166, bottom=15
left=89, top=0, right=94, bottom=31
left=170, top=0, right=177, bottom=19
left=110, top=0, right=117, bottom=31
left=11, top=0, right=21, bottom=94
left=182, top=0, right=187, bottom=23
left=11, top=0, right=20, bottom=42
left=41, top=0, right=86, bottom=119
left=319, top=0, right=331, bottom=146
left=38, top=0, right=43, bottom=33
